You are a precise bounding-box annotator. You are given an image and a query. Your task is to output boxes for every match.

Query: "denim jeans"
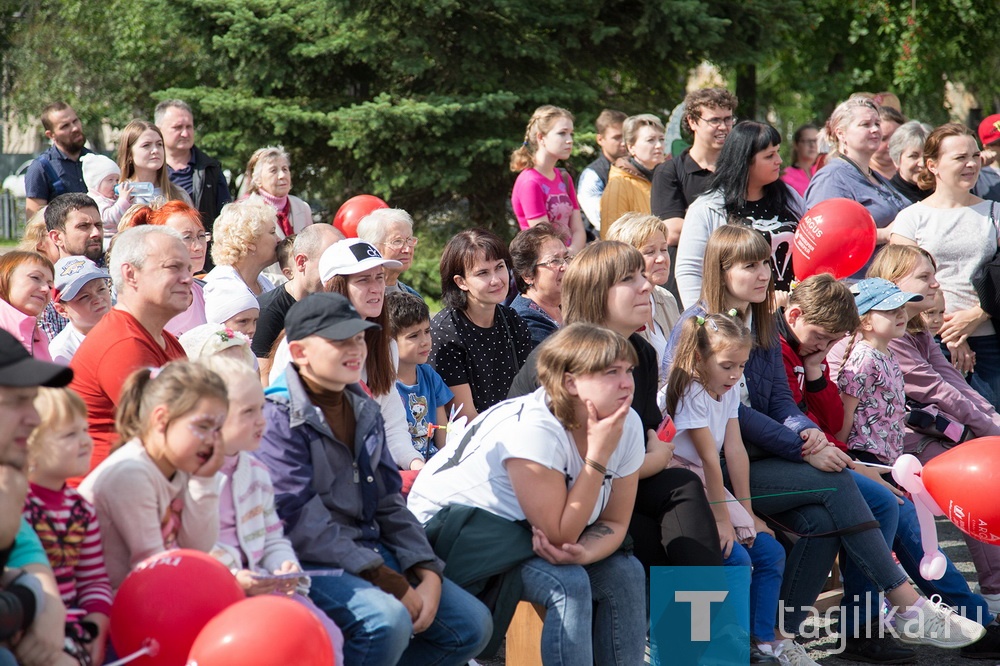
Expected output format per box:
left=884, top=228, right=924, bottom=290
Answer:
left=519, top=551, right=646, bottom=665
left=725, top=533, right=785, bottom=641
left=748, top=459, right=908, bottom=634
left=305, top=545, right=492, bottom=666
left=967, top=334, right=1000, bottom=411
left=841, top=472, right=993, bottom=631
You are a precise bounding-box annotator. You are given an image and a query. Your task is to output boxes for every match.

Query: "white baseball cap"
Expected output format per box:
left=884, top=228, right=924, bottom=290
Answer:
left=319, top=238, right=402, bottom=284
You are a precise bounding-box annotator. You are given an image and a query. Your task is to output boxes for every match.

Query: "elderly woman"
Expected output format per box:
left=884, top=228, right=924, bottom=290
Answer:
left=204, top=200, right=279, bottom=296
left=244, top=145, right=312, bottom=239
left=888, top=120, right=933, bottom=203
left=356, top=207, right=421, bottom=297
left=599, top=114, right=666, bottom=235
left=508, top=223, right=566, bottom=346
left=605, top=212, right=680, bottom=382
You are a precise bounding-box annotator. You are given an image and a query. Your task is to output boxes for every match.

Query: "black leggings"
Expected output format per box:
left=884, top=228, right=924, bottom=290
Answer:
left=628, top=467, right=723, bottom=571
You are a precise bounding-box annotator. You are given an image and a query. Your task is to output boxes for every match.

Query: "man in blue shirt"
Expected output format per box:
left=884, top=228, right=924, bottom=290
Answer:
left=24, top=102, right=91, bottom=218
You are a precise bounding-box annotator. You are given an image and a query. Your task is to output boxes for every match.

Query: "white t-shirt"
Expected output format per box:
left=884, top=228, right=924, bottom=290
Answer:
left=670, top=383, right=740, bottom=465
left=407, top=387, right=645, bottom=525
left=49, top=323, right=86, bottom=365
left=892, top=200, right=997, bottom=337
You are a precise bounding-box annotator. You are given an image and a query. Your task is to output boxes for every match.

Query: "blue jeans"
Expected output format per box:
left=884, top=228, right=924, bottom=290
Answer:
left=967, top=335, right=1000, bottom=411
left=725, top=533, right=785, bottom=641
left=519, top=551, right=646, bottom=665
left=748, top=460, right=907, bottom=634
left=841, top=473, right=993, bottom=632
left=305, top=546, right=492, bottom=666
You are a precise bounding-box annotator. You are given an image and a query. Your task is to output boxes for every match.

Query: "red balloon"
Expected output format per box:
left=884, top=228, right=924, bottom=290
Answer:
left=334, top=194, right=388, bottom=238
left=921, top=436, right=1000, bottom=544
left=111, top=549, right=245, bottom=666
left=187, top=596, right=335, bottom=666
left=791, top=198, right=877, bottom=280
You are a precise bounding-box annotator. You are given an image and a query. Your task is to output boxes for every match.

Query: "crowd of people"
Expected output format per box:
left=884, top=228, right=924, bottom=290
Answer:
left=0, top=90, right=997, bottom=666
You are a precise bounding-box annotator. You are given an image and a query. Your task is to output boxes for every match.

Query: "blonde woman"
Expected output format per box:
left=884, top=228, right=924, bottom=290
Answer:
left=599, top=114, right=665, bottom=234
left=205, top=200, right=279, bottom=296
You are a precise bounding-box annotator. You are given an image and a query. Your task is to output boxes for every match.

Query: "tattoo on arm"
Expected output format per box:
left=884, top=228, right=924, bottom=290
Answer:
left=580, top=522, right=614, bottom=542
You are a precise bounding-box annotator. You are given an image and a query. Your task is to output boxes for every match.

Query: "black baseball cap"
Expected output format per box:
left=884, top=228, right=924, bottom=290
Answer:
left=285, top=292, right=380, bottom=342
left=0, top=330, right=73, bottom=387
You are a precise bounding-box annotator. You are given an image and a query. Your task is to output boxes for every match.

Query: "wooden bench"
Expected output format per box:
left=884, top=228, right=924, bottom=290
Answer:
left=505, top=601, right=546, bottom=666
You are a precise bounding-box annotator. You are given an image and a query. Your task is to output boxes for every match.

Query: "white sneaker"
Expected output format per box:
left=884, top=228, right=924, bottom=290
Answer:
left=894, top=595, right=987, bottom=648
left=974, top=583, right=1000, bottom=615
left=761, top=639, right=820, bottom=666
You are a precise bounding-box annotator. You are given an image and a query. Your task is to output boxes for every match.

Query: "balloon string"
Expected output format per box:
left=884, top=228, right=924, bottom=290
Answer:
left=709, top=487, right=838, bottom=504
left=104, top=644, right=155, bottom=666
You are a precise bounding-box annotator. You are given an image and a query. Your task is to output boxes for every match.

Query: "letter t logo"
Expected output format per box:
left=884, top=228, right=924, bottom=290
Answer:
left=675, top=590, right=729, bottom=641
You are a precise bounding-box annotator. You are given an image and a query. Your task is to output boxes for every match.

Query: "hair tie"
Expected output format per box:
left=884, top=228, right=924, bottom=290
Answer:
left=695, top=315, right=706, bottom=327
left=148, top=366, right=163, bottom=380
left=726, top=308, right=738, bottom=317
left=522, top=140, right=529, bottom=147
left=789, top=281, right=799, bottom=291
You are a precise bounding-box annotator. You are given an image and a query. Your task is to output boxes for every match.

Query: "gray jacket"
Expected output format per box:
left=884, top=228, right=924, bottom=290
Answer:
left=254, top=367, right=444, bottom=576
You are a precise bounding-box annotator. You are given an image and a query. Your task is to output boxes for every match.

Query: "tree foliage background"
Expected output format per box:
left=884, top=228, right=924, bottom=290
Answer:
left=3, top=0, right=999, bottom=232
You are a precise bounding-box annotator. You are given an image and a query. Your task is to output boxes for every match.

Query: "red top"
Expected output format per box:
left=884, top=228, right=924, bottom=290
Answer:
left=69, top=309, right=186, bottom=485
left=778, top=333, right=848, bottom=451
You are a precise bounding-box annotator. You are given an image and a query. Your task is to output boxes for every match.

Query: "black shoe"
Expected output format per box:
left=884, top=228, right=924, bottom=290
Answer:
left=961, top=619, right=1000, bottom=659
left=750, top=643, right=779, bottom=664
left=837, top=635, right=916, bottom=664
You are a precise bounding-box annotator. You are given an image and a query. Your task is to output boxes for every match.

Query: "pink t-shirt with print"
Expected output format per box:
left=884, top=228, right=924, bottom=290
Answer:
left=511, top=168, right=579, bottom=245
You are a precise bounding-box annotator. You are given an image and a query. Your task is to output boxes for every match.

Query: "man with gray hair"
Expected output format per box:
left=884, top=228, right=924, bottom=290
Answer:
left=69, top=226, right=191, bottom=477
left=252, top=223, right=343, bottom=380
left=356, top=208, right=422, bottom=297
left=154, top=99, right=231, bottom=234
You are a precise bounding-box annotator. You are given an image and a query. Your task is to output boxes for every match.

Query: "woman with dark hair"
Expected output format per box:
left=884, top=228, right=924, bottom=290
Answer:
left=780, top=124, right=821, bottom=196
left=674, top=120, right=804, bottom=308
left=509, top=223, right=566, bottom=346
left=430, top=228, right=533, bottom=421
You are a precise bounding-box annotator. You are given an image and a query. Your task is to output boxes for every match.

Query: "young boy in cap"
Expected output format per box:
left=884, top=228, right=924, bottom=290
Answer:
left=0, top=329, right=75, bottom=665
left=254, top=292, right=491, bottom=666
left=49, top=257, right=112, bottom=365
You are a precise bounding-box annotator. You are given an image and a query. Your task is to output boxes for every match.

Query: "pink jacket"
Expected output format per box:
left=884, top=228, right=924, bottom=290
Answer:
left=0, top=299, right=50, bottom=360
left=885, top=332, right=1000, bottom=449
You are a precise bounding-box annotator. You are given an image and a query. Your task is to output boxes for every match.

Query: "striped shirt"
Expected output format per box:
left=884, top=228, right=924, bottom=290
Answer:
left=23, top=483, right=113, bottom=618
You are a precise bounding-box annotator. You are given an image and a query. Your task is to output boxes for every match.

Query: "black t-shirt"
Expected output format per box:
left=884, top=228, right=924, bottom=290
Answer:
left=508, top=332, right=661, bottom=432
left=251, top=286, right=298, bottom=358
left=735, top=198, right=799, bottom=293
left=429, top=305, right=534, bottom=414
left=650, top=149, right=715, bottom=220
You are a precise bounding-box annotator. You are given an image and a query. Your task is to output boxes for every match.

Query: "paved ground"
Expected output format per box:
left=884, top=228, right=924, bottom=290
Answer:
left=479, top=516, right=992, bottom=665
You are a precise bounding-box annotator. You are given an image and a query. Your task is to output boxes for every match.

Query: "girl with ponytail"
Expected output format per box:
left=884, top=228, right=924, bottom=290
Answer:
left=510, top=105, right=587, bottom=252
left=78, top=361, right=228, bottom=589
